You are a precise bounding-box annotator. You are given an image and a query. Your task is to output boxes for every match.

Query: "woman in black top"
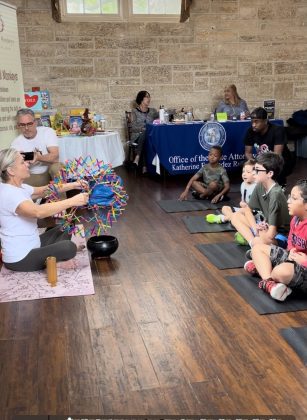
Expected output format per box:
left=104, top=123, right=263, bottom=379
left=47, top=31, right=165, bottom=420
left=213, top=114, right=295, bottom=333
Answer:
left=130, top=90, right=158, bottom=173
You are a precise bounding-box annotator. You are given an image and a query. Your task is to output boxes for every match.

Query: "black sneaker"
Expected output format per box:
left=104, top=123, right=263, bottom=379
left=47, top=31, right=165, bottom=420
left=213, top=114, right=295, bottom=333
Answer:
left=245, top=249, right=252, bottom=260
left=192, top=191, right=202, bottom=199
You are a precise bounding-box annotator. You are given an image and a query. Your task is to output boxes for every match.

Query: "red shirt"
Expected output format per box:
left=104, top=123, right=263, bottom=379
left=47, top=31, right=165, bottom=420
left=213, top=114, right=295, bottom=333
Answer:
left=287, top=216, right=307, bottom=267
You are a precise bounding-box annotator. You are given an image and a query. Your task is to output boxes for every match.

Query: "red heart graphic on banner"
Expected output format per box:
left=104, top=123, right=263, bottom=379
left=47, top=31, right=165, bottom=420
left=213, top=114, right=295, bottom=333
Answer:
left=25, top=94, right=39, bottom=108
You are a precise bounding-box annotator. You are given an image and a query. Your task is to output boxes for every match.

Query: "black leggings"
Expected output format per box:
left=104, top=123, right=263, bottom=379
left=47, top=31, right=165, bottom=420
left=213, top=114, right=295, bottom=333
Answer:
left=4, top=226, right=77, bottom=272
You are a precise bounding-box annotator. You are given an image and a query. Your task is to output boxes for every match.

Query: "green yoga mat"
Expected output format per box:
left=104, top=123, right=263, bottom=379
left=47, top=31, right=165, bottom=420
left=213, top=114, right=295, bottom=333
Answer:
left=183, top=215, right=235, bottom=233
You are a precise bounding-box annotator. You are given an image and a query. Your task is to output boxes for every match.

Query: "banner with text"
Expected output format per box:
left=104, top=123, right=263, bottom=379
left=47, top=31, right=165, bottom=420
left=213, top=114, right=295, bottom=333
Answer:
left=146, top=121, right=248, bottom=175
left=146, top=120, right=284, bottom=175
left=0, top=1, right=25, bottom=148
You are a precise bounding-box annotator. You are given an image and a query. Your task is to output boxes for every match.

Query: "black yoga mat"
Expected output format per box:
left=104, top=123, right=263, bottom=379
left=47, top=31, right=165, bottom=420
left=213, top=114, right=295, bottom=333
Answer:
left=225, top=274, right=307, bottom=315
left=183, top=215, right=235, bottom=233
left=230, top=183, right=241, bottom=193
left=280, top=326, right=307, bottom=365
left=157, top=199, right=226, bottom=213
left=196, top=242, right=249, bottom=269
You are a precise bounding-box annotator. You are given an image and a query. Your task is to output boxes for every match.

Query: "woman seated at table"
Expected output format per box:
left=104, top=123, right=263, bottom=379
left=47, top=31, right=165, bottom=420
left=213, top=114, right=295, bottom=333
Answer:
left=215, top=84, right=250, bottom=120
left=0, top=148, right=89, bottom=272
left=131, top=90, right=159, bottom=174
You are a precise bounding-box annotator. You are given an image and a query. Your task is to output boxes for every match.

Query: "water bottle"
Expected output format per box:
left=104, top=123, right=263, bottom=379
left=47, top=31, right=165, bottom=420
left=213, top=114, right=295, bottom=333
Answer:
left=210, top=113, right=215, bottom=121
left=240, top=111, right=245, bottom=120
left=159, top=105, right=165, bottom=123
left=100, top=118, right=106, bottom=131
left=187, top=111, right=192, bottom=122
left=164, top=109, right=169, bottom=123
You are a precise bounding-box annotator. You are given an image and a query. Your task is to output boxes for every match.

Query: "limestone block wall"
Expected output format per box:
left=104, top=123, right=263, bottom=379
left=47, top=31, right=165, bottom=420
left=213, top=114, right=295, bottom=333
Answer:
left=10, top=0, right=307, bottom=139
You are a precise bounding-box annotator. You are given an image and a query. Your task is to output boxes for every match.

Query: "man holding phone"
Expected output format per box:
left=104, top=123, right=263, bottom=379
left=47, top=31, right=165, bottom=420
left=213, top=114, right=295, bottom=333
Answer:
left=11, top=108, right=62, bottom=187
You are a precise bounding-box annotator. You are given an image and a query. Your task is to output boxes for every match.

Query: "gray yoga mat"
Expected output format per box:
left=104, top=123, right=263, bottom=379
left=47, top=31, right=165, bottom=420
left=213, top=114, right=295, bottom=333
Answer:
left=225, top=274, right=307, bottom=315
left=196, top=242, right=249, bottom=269
left=280, top=326, right=307, bottom=365
left=157, top=199, right=226, bottom=213
left=183, top=215, right=235, bottom=233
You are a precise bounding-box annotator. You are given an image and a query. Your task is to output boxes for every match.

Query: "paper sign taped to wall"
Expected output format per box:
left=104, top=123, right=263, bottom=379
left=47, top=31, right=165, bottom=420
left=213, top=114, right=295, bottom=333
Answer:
left=24, top=90, right=51, bottom=111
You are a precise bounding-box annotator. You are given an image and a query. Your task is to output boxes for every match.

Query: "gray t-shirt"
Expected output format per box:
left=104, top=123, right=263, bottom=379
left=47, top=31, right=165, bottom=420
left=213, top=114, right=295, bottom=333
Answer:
left=196, top=164, right=229, bottom=188
left=248, top=183, right=290, bottom=227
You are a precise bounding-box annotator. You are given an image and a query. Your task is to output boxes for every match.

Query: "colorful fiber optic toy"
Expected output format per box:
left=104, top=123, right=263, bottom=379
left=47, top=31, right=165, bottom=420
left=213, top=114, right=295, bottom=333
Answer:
left=45, top=156, right=128, bottom=237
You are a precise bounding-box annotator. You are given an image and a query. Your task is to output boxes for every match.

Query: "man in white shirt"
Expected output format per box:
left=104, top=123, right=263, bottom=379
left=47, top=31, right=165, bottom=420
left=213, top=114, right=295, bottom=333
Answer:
left=11, top=108, right=62, bottom=187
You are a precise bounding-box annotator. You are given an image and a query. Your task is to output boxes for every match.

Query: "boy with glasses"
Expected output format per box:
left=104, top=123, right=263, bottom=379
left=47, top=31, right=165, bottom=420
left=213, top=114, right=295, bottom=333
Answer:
left=230, top=152, right=290, bottom=247
left=11, top=108, right=61, bottom=187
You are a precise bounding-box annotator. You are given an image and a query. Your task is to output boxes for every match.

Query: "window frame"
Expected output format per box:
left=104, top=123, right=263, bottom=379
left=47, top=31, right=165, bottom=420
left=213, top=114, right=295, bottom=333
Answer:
left=59, top=0, right=181, bottom=23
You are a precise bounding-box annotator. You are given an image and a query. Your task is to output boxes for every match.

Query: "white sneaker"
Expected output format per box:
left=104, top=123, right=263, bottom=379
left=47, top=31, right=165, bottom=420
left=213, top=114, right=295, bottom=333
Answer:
left=270, top=282, right=292, bottom=301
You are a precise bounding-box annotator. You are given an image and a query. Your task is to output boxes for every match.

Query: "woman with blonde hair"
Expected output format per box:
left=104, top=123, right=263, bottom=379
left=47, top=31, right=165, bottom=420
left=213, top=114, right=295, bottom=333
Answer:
left=0, top=148, right=89, bottom=271
left=216, top=84, right=250, bottom=120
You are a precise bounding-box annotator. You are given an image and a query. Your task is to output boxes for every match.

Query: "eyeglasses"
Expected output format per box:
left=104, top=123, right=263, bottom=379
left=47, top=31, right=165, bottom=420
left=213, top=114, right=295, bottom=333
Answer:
left=287, top=194, right=303, bottom=202
left=253, top=168, right=267, bottom=174
left=18, top=121, right=35, bottom=128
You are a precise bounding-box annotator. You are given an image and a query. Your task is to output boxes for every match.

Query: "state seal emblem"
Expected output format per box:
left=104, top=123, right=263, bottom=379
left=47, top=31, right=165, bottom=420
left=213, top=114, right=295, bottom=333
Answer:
left=198, top=122, right=226, bottom=151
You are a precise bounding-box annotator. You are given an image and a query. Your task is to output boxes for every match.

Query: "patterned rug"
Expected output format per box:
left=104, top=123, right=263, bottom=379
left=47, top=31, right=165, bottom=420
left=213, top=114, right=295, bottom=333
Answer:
left=0, top=226, right=94, bottom=303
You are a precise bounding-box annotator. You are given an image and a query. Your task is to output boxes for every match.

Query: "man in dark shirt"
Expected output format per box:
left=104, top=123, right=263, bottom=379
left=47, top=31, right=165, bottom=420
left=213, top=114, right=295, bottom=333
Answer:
left=244, top=107, right=294, bottom=185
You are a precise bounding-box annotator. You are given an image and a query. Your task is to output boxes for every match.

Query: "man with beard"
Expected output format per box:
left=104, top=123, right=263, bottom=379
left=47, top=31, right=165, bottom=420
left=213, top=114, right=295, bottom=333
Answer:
left=244, top=107, right=294, bottom=185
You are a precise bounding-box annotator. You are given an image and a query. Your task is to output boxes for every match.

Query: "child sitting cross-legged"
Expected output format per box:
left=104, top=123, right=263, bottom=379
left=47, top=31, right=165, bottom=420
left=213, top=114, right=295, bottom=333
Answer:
left=206, top=159, right=256, bottom=224
left=225, top=152, right=290, bottom=247
left=179, top=145, right=230, bottom=204
left=244, top=179, right=307, bottom=301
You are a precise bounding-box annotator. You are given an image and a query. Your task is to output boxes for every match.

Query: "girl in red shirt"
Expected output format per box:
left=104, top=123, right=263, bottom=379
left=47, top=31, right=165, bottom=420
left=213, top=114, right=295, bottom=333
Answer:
left=244, top=179, right=307, bottom=301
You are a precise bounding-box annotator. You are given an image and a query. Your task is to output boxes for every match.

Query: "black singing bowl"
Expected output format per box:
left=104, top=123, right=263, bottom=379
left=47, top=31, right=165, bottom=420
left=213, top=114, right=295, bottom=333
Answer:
left=87, top=235, right=119, bottom=258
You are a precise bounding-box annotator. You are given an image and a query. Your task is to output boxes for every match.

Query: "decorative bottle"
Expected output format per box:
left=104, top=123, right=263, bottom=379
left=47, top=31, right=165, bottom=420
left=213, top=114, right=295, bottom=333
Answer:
left=46, top=256, right=57, bottom=287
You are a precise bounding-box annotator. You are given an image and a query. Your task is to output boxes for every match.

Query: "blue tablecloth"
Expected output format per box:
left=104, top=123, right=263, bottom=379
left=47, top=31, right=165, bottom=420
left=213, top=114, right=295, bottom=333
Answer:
left=146, top=120, right=284, bottom=175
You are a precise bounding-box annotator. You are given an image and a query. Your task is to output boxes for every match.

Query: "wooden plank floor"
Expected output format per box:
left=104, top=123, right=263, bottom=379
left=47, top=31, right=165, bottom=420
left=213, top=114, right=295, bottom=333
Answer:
left=0, top=159, right=306, bottom=419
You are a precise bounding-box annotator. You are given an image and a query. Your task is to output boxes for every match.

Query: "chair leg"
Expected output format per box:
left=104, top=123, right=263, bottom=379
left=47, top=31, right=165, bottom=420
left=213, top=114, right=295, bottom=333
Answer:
left=130, top=146, right=135, bottom=163
left=124, top=143, right=134, bottom=165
